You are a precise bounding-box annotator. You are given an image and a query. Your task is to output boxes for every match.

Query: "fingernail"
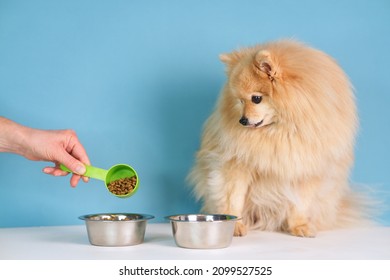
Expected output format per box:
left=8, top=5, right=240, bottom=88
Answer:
left=75, top=165, right=86, bottom=175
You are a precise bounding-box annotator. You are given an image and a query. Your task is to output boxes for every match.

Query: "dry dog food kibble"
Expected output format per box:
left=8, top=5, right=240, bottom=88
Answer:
left=100, top=215, right=135, bottom=221
left=107, top=176, right=137, bottom=196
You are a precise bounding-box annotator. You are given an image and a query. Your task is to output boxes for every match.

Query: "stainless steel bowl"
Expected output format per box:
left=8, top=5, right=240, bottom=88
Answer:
left=79, top=213, right=154, bottom=246
left=166, top=214, right=240, bottom=249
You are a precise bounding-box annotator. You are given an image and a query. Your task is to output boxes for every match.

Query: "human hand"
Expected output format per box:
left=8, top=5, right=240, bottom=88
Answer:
left=0, top=117, right=90, bottom=187
left=22, top=128, right=91, bottom=187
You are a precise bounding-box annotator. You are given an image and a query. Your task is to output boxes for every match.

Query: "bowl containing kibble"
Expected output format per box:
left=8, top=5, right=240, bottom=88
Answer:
left=79, top=213, right=154, bottom=246
left=166, top=214, right=240, bottom=249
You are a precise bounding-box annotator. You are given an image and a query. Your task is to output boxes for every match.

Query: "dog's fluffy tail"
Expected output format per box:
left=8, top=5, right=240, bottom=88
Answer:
left=337, top=184, right=385, bottom=228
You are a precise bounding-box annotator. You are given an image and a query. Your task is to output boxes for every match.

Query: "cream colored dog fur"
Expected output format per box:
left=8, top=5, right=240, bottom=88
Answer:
left=189, top=40, right=370, bottom=237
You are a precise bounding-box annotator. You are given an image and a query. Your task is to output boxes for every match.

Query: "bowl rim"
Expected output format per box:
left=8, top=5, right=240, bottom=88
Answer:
left=79, top=213, right=155, bottom=222
left=165, top=213, right=241, bottom=222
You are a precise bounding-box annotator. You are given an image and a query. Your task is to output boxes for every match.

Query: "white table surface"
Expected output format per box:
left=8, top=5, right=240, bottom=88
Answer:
left=0, top=223, right=389, bottom=260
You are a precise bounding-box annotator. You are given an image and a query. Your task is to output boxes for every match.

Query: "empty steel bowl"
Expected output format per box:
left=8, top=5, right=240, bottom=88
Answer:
left=166, top=214, right=240, bottom=249
left=79, top=213, right=154, bottom=246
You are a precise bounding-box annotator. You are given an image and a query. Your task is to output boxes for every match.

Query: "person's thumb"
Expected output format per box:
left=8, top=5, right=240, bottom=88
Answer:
left=59, top=152, right=86, bottom=175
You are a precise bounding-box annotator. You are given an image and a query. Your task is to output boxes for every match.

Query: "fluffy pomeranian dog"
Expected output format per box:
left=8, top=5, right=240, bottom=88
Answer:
left=188, top=39, right=371, bottom=237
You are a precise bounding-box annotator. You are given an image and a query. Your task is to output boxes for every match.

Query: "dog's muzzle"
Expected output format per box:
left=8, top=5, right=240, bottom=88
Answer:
left=239, top=117, right=264, bottom=127
left=239, top=116, right=249, bottom=126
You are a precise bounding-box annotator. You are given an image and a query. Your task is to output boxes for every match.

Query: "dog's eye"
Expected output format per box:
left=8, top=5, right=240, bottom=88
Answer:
left=251, top=96, right=262, bottom=104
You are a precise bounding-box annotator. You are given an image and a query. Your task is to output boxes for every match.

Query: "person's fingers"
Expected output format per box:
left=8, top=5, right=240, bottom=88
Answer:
left=66, top=133, right=91, bottom=166
left=42, top=166, right=68, bottom=176
left=70, top=174, right=82, bottom=188
left=57, top=150, right=86, bottom=175
left=39, top=130, right=91, bottom=187
left=64, top=136, right=90, bottom=185
left=70, top=144, right=90, bottom=166
left=43, top=165, right=88, bottom=187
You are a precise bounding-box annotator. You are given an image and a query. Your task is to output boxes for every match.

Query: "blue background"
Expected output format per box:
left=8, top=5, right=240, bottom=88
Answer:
left=1, top=0, right=389, bottom=227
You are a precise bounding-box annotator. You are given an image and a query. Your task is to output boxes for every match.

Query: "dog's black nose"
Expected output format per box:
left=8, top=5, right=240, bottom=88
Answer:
left=239, top=117, right=248, bottom=126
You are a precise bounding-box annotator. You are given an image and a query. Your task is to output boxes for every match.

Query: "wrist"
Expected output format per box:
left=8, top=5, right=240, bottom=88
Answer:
left=0, top=117, right=30, bottom=156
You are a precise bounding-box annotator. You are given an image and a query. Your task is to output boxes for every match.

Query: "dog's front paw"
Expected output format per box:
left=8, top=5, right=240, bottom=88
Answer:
left=234, top=221, right=248, bottom=237
left=289, top=223, right=317, bottom=238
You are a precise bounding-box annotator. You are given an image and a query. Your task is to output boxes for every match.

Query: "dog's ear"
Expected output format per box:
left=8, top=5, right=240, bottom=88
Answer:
left=254, top=50, right=277, bottom=81
left=219, top=51, right=242, bottom=68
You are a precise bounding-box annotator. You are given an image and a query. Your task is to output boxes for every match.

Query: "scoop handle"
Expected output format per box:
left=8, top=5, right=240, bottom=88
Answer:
left=59, top=164, right=107, bottom=181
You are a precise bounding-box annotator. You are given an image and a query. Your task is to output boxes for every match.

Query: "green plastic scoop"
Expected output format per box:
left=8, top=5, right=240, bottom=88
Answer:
left=60, top=163, right=139, bottom=198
